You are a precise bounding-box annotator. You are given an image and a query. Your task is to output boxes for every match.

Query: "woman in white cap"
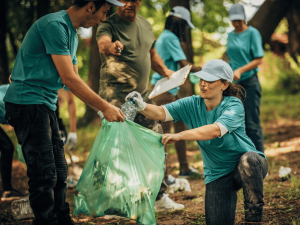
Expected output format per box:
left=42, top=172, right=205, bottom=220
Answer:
left=126, top=59, right=268, bottom=225
left=150, top=6, right=202, bottom=180
left=227, top=3, right=265, bottom=153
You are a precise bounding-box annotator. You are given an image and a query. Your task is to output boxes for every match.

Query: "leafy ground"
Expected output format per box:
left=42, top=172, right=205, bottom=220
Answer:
left=0, top=117, right=300, bottom=225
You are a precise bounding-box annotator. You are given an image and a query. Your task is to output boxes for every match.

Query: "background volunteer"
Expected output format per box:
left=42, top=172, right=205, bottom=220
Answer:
left=227, top=3, right=265, bottom=153
left=126, top=59, right=268, bottom=225
left=151, top=6, right=202, bottom=179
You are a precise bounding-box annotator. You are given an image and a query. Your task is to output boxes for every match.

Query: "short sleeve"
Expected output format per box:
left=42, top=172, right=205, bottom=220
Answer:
left=250, top=29, right=264, bottom=59
left=39, top=22, right=70, bottom=55
left=96, top=22, right=113, bottom=41
left=165, top=97, right=192, bottom=123
left=72, top=55, right=77, bottom=65
left=166, top=37, right=187, bottom=62
left=216, top=100, right=245, bottom=133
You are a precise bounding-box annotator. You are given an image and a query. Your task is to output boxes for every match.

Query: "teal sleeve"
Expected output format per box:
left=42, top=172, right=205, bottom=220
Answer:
left=216, top=100, right=245, bottom=133
left=72, top=55, right=77, bottom=65
left=251, top=30, right=264, bottom=59
left=39, top=22, right=70, bottom=55
left=165, top=97, right=192, bottom=123
left=167, top=37, right=187, bottom=62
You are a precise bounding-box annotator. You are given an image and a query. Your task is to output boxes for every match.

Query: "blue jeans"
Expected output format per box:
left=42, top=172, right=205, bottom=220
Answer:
left=205, top=151, right=268, bottom=225
left=240, top=74, right=264, bottom=152
left=5, top=102, right=72, bottom=225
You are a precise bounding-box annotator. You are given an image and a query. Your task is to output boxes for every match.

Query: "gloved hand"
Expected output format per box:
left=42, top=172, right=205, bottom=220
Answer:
left=66, top=132, right=77, bottom=150
left=125, top=91, right=146, bottom=111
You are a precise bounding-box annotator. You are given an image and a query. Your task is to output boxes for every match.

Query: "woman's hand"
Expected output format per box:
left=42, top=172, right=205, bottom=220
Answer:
left=233, top=68, right=242, bottom=81
left=161, top=133, right=182, bottom=145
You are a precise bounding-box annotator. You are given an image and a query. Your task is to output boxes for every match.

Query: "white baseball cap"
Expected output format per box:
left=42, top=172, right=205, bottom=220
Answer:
left=229, top=4, right=246, bottom=21
left=192, top=59, right=234, bottom=82
left=74, top=0, right=124, bottom=7
left=169, top=6, right=195, bottom=29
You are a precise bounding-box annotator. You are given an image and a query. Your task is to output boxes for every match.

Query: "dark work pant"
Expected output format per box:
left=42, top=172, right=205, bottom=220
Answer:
left=107, top=98, right=168, bottom=201
left=239, top=74, right=264, bottom=153
left=205, top=151, right=268, bottom=225
left=5, top=102, right=71, bottom=225
left=152, top=91, right=189, bottom=173
left=0, top=126, right=14, bottom=191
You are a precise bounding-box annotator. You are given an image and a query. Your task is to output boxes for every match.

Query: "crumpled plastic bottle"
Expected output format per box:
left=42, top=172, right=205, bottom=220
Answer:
left=121, top=98, right=138, bottom=121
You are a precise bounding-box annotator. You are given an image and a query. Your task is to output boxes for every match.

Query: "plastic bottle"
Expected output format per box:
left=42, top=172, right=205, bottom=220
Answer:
left=11, top=196, right=35, bottom=220
left=121, top=98, right=138, bottom=121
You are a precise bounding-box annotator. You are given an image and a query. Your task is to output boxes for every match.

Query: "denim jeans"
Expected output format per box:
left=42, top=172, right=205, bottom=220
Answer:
left=5, top=102, right=72, bottom=225
left=239, top=74, right=264, bottom=153
left=0, top=126, right=14, bottom=191
left=205, top=151, right=268, bottom=225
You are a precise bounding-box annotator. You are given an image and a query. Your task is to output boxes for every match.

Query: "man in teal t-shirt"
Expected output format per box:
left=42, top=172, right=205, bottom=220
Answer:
left=3, top=1, right=125, bottom=224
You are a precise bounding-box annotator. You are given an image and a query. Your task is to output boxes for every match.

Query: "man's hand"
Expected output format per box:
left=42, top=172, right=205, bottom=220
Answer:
left=163, top=69, right=174, bottom=79
left=233, top=68, right=242, bottom=81
left=66, top=132, right=77, bottom=150
left=109, top=41, right=124, bottom=56
left=161, top=133, right=181, bottom=145
left=102, top=104, right=125, bottom=122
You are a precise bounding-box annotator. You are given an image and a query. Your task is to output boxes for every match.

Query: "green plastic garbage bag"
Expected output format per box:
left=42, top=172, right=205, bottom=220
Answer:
left=17, top=144, right=26, bottom=164
left=74, top=119, right=165, bottom=225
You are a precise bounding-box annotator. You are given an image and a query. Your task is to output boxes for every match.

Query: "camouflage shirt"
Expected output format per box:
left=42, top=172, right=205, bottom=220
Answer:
left=96, top=13, right=156, bottom=105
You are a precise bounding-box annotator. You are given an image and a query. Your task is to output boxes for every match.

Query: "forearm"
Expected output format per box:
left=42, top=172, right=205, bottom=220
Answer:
left=140, top=104, right=166, bottom=121
left=151, top=50, right=169, bottom=77
left=178, top=124, right=220, bottom=141
left=238, top=58, right=262, bottom=74
left=67, top=101, right=76, bottom=133
left=98, top=40, right=113, bottom=56
left=179, top=60, right=202, bottom=72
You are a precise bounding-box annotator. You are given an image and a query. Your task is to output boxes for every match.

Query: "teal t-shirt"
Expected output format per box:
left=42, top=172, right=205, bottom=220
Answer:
left=227, top=26, right=264, bottom=83
left=151, top=30, right=187, bottom=95
left=4, top=10, right=78, bottom=111
left=165, top=95, right=266, bottom=184
left=0, top=84, right=9, bottom=124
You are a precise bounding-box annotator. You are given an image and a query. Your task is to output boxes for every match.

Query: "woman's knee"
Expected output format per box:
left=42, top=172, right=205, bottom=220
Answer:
left=238, top=151, right=261, bottom=175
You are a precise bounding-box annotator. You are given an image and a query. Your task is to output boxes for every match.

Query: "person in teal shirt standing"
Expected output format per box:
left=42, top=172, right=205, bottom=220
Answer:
left=151, top=6, right=202, bottom=179
left=126, top=59, right=268, bottom=225
left=227, top=3, right=265, bottom=153
left=3, top=1, right=125, bottom=224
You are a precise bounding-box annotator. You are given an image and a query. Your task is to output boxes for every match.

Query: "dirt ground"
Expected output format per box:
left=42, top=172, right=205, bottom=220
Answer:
left=0, top=119, right=300, bottom=225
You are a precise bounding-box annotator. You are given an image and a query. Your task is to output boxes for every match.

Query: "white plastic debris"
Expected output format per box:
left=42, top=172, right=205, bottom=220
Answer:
left=168, top=178, right=191, bottom=194
left=279, top=166, right=291, bottom=181
left=66, top=155, right=80, bottom=165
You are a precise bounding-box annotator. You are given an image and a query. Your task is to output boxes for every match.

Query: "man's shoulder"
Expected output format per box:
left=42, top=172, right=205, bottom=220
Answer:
left=37, top=11, right=68, bottom=30
left=136, top=14, right=152, bottom=26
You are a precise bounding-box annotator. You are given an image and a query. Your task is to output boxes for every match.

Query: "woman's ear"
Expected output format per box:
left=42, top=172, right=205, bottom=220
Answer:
left=222, top=81, right=230, bottom=91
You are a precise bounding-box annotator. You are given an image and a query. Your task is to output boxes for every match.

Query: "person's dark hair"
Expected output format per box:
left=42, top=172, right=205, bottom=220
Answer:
left=74, top=0, right=108, bottom=12
left=165, top=12, right=187, bottom=42
left=220, top=79, right=245, bottom=102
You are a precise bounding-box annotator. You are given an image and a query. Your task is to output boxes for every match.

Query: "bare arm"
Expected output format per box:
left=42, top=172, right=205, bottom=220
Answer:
left=150, top=48, right=174, bottom=79
left=233, top=57, right=263, bottom=81
left=178, top=59, right=202, bottom=72
left=140, top=104, right=166, bottom=121
left=97, top=35, right=124, bottom=56
left=51, top=54, right=125, bottom=122
left=161, top=124, right=221, bottom=145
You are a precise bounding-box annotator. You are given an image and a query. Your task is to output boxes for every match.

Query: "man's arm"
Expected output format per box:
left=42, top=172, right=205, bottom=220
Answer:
left=178, top=60, right=202, bottom=72
left=51, top=54, right=125, bottom=122
left=150, top=48, right=174, bottom=79
left=97, top=35, right=124, bottom=56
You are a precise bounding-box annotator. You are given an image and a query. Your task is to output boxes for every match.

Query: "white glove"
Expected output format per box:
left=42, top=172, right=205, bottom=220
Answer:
left=132, top=97, right=146, bottom=111
left=66, top=132, right=77, bottom=150
left=125, top=91, right=143, bottom=102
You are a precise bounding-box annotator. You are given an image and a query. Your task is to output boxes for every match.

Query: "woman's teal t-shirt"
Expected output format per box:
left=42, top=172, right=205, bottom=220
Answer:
left=4, top=10, right=78, bottom=111
left=227, top=26, right=264, bottom=83
left=151, top=30, right=187, bottom=95
left=165, top=95, right=266, bottom=184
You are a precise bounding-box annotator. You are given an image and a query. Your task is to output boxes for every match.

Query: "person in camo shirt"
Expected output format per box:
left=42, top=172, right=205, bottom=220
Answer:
left=96, top=0, right=185, bottom=212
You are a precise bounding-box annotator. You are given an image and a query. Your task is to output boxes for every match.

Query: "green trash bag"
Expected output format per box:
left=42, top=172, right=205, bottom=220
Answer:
left=73, top=119, right=165, bottom=225
left=17, top=144, right=26, bottom=164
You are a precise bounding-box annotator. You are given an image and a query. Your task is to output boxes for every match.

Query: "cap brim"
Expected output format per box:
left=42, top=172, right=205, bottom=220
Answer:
left=192, top=71, right=220, bottom=82
left=229, top=14, right=245, bottom=21
left=187, top=20, right=195, bottom=29
left=106, top=0, right=124, bottom=6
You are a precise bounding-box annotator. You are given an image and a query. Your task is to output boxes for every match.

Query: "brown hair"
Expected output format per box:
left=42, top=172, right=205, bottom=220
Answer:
left=220, top=79, right=245, bottom=102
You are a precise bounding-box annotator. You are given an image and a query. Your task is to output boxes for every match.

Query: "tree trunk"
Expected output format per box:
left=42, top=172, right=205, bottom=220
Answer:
left=37, top=0, right=51, bottom=19
left=170, top=0, right=195, bottom=97
left=80, top=26, right=101, bottom=126
left=0, top=0, right=9, bottom=84
left=248, top=0, right=292, bottom=46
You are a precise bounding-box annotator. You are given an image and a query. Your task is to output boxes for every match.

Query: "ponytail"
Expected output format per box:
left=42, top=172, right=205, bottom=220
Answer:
left=220, top=79, right=245, bottom=102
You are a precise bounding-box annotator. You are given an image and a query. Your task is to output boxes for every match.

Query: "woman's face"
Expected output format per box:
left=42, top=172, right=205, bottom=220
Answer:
left=231, top=20, right=244, bottom=31
left=199, top=79, right=226, bottom=100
